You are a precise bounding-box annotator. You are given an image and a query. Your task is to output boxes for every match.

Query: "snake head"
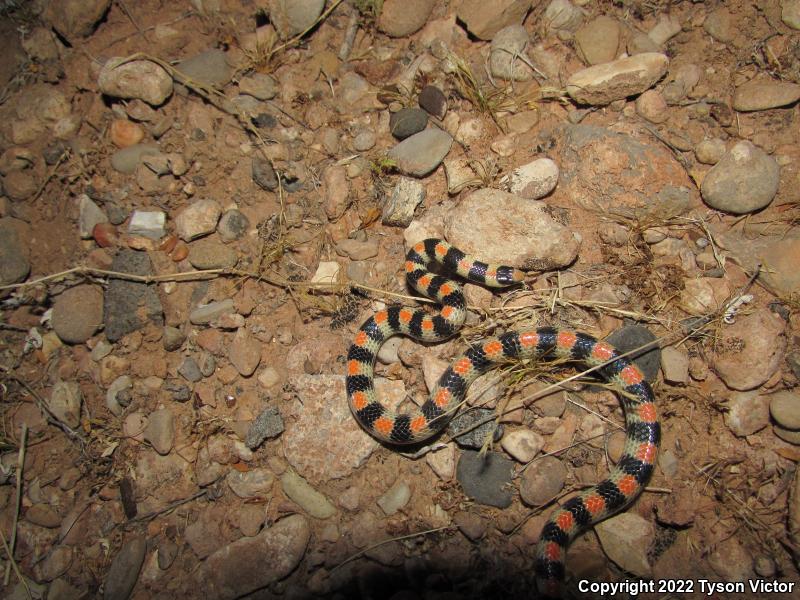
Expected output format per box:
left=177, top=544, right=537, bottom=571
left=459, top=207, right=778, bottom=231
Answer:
left=496, top=266, right=526, bottom=286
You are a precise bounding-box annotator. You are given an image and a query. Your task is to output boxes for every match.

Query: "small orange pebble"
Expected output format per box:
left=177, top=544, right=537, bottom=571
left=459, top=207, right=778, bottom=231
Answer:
left=110, top=119, right=145, bottom=148
left=125, top=234, right=155, bottom=251
left=171, top=243, right=189, bottom=262
left=159, top=234, right=178, bottom=253
left=92, top=222, right=118, bottom=248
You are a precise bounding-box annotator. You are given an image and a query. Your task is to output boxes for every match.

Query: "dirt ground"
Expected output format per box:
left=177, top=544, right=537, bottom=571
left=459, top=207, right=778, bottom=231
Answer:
left=0, top=1, right=799, bottom=599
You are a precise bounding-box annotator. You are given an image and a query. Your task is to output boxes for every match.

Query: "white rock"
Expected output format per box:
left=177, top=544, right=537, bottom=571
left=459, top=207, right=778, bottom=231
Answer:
left=310, top=262, right=340, bottom=286
left=128, top=210, right=166, bottom=239
left=506, top=158, right=559, bottom=199
left=501, top=429, right=544, bottom=462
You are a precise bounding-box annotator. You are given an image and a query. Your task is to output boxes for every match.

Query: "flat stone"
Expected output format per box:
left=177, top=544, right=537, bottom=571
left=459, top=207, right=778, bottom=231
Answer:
left=48, top=381, right=82, bottom=429
left=187, top=239, right=238, bottom=269
left=143, top=408, right=174, bottom=455
left=456, top=0, right=531, bottom=40
left=177, top=49, right=232, bottom=88
left=103, top=536, right=146, bottom=600
left=0, top=218, right=30, bottom=287
left=110, top=143, right=160, bottom=174
left=456, top=451, right=513, bottom=508
left=418, top=85, right=447, bottom=119
left=377, top=0, right=435, bottom=37
left=518, top=456, right=566, bottom=505
left=377, top=481, right=411, bottom=515
left=281, top=470, right=336, bottom=519
left=43, top=0, right=111, bottom=41
left=704, top=8, right=734, bottom=43
left=449, top=407, right=503, bottom=449
left=575, top=15, right=620, bottom=65
left=501, top=428, right=544, bottom=463
left=52, top=284, right=104, bottom=344
left=543, top=0, right=584, bottom=32
left=227, top=468, right=275, bottom=499
left=557, top=124, right=698, bottom=216
left=660, top=346, right=689, bottom=384
left=784, top=0, right=800, bottom=29
left=217, top=209, right=249, bottom=242
left=26, top=503, right=61, bottom=528
left=239, top=74, right=277, bottom=100
left=388, top=128, right=453, bottom=177
left=566, top=53, right=669, bottom=106
left=725, top=391, right=770, bottom=437
left=268, top=0, right=325, bottom=39
left=769, top=391, right=800, bottom=431
left=199, top=515, right=309, bottom=599
left=605, top=325, right=660, bottom=382
left=595, top=513, right=653, bottom=577
left=282, top=375, right=404, bottom=482
left=648, top=14, right=681, bottom=46
left=733, top=79, right=800, bottom=112
left=334, top=238, right=379, bottom=260
left=228, top=328, right=261, bottom=376
left=189, top=299, right=236, bottom=325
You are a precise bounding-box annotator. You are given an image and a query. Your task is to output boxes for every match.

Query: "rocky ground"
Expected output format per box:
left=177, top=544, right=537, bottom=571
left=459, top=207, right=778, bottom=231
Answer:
left=0, top=0, right=800, bottom=599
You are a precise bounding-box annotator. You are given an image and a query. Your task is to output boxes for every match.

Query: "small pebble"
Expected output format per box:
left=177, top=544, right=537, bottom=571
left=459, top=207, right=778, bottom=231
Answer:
left=389, top=108, right=429, bottom=140
left=109, top=119, right=145, bottom=148
left=769, top=391, right=800, bottom=430
left=245, top=407, right=285, bottom=449
left=377, top=480, right=411, bottom=515
left=518, top=456, right=567, bottom=506
left=418, top=85, right=447, bottom=119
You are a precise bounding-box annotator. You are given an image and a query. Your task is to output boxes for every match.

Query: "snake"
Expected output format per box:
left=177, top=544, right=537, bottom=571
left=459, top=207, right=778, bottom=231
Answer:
left=345, top=238, right=660, bottom=597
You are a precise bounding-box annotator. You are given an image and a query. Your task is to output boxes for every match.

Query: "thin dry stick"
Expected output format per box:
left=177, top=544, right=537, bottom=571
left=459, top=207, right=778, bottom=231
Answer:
left=3, top=424, right=27, bottom=586
left=0, top=529, right=31, bottom=600
left=329, top=525, right=451, bottom=573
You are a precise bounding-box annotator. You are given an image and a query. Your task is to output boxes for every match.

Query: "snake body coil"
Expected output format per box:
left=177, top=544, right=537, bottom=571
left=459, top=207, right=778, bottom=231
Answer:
left=346, top=238, right=660, bottom=597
